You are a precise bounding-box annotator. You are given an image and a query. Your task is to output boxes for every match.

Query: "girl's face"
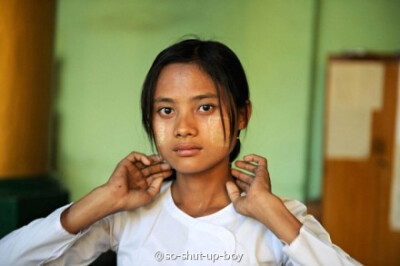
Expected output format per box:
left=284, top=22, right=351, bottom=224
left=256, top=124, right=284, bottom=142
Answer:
left=152, top=63, right=235, bottom=175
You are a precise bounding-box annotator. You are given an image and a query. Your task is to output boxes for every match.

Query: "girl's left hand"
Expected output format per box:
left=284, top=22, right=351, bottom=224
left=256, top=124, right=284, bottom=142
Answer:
left=226, top=154, right=302, bottom=244
left=226, top=154, right=274, bottom=218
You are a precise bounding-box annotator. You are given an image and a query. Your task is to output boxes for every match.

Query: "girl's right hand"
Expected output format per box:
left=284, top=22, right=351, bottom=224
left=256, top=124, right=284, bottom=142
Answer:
left=106, top=152, right=173, bottom=212
left=61, top=152, right=172, bottom=234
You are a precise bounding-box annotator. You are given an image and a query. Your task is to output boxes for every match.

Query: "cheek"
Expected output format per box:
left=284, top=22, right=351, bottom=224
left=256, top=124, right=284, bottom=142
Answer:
left=153, top=122, right=167, bottom=146
left=207, top=117, right=230, bottom=148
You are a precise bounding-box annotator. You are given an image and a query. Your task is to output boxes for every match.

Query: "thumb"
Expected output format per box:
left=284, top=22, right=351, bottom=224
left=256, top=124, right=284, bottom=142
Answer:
left=226, top=181, right=241, bottom=203
left=146, top=177, right=164, bottom=197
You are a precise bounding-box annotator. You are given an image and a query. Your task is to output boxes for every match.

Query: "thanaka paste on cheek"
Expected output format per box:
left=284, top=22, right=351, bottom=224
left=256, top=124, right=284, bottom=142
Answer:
left=154, top=123, right=167, bottom=146
left=207, top=116, right=230, bottom=148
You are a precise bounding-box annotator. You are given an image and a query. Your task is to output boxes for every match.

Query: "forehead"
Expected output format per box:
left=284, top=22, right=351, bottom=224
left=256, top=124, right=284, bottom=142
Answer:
left=154, top=63, right=217, bottom=99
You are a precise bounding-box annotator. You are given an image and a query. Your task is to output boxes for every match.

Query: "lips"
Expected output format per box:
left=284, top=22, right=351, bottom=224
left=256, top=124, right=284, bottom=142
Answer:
left=173, top=143, right=202, bottom=157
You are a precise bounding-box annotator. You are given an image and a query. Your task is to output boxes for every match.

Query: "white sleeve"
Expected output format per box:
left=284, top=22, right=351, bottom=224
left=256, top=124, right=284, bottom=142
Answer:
left=280, top=199, right=362, bottom=266
left=0, top=204, right=114, bottom=266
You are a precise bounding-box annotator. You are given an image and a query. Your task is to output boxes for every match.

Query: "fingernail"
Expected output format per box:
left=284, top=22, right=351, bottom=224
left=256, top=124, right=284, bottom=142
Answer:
left=161, top=163, right=171, bottom=170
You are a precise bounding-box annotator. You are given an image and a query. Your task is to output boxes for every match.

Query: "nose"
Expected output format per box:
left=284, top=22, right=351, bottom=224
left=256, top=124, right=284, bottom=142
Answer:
left=174, top=112, right=198, bottom=138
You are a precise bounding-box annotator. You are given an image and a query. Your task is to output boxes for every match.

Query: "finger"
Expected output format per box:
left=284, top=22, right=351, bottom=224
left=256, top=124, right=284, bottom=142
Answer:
left=141, top=162, right=171, bottom=177
left=125, top=152, right=151, bottom=166
left=243, top=154, right=268, bottom=167
left=118, top=160, right=145, bottom=181
left=231, top=168, right=254, bottom=185
left=134, top=158, right=164, bottom=170
left=147, top=154, right=164, bottom=164
left=254, top=168, right=272, bottom=191
left=134, top=161, right=145, bottom=169
left=125, top=161, right=170, bottom=187
left=115, top=160, right=144, bottom=182
left=235, top=179, right=250, bottom=193
left=145, top=170, right=173, bottom=185
left=129, top=177, right=148, bottom=190
left=146, top=177, right=164, bottom=198
left=225, top=181, right=241, bottom=203
left=135, top=154, right=170, bottom=170
left=235, top=160, right=257, bottom=173
left=254, top=165, right=269, bottom=179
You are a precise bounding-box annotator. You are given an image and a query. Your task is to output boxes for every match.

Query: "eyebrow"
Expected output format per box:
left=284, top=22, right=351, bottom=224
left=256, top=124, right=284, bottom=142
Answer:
left=154, top=93, right=218, bottom=103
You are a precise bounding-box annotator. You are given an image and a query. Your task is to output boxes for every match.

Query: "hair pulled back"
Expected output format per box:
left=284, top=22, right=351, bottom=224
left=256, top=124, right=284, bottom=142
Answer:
left=141, top=39, right=250, bottom=162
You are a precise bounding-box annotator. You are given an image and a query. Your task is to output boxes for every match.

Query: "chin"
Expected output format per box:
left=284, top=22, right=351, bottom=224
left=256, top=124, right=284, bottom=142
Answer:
left=172, top=163, right=206, bottom=175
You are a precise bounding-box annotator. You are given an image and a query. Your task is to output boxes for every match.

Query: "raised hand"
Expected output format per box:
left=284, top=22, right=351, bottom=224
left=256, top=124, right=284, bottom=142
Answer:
left=106, top=152, right=172, bottom=211
left=226, top=154, right=273, bottom=218
left=61, top=152, right=172, bottom=234
left=226, top=154, right=302, bottom=244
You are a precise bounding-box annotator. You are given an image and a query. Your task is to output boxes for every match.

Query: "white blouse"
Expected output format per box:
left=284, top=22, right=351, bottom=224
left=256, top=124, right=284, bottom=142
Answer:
left=0, top=181, right=361, bottom=265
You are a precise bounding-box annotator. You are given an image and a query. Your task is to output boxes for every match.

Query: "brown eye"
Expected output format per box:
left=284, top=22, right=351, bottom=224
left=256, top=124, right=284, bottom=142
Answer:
left=158, top=107, right=173, bottom=116
left=199, top=104, right=214, bottom=113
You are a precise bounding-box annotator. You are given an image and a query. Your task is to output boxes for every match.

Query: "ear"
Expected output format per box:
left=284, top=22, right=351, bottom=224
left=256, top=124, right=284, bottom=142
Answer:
left=238, top=100, right=252, bottom=130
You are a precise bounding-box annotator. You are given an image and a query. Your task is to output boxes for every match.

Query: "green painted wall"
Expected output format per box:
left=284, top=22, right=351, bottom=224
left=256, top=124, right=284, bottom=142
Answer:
left=54, top=0, right=314, bottom=201
left=54, top=0, right=400, bottom=202
left=308, top=0, right=400, bottom=199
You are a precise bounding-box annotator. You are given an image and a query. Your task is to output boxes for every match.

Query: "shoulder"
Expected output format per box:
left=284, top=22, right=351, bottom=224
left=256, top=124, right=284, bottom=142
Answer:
left=279, top=197, right=321, bottom=227
left=280, top=197, right=308, bottom=219
left=280, top=197, right=333, bottom=243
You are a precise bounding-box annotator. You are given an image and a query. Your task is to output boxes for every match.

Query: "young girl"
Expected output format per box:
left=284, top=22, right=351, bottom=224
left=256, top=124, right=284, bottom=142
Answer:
left=0, top=39, right=360, bottom=265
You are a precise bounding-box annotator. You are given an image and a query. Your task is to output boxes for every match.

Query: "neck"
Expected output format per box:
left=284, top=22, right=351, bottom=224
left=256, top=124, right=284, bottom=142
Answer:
left=171, top=157, right=234, bottom=217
